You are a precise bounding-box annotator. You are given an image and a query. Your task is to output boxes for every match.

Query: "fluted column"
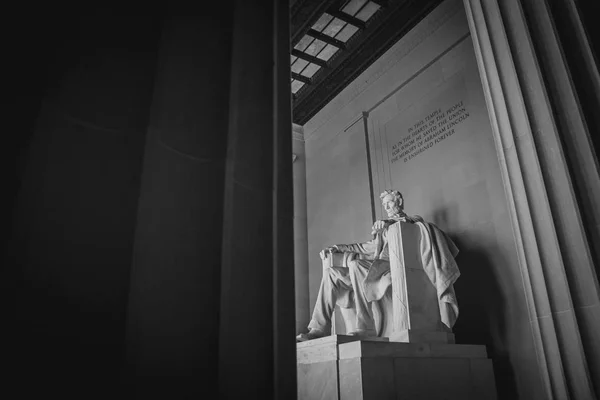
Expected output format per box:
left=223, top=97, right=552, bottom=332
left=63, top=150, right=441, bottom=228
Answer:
left=463, top=0, right=600, bottom=398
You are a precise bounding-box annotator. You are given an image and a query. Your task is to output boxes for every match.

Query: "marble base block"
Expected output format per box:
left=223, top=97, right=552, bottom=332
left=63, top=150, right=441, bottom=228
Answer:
left=390, top=329, right=455, bottom=344
left=298, top=337, right=497, bottom=400
left=297, top=335, right=389, bottom=365
left=297, top=335, right=362, bottom=400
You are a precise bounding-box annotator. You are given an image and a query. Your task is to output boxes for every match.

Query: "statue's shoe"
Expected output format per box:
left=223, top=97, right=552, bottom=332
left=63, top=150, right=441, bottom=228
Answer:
left=347, top=329, right=377, bottom=339
left=296, top=329, right=327, bottom=342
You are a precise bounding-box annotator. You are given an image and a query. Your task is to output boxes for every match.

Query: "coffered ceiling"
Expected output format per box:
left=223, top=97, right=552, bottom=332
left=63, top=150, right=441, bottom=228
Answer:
left=290, top=0, right=443, bottom=125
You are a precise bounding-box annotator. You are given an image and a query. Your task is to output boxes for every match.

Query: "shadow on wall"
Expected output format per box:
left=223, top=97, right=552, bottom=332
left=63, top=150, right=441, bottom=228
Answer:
left=431, top=207, right=517, bottom=399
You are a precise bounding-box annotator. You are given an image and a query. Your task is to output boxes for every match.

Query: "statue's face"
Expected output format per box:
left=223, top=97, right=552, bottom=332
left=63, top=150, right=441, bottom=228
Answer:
left=381, top=194, right=402, bottom=218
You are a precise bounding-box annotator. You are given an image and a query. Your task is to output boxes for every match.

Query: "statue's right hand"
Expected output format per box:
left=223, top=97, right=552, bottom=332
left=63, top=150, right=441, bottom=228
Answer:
left=319, top=246, right=339, bottom=260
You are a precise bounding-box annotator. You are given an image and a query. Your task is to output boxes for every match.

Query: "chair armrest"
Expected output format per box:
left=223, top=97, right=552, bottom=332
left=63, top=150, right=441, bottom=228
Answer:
left=322, top=252, right=356, bottom=269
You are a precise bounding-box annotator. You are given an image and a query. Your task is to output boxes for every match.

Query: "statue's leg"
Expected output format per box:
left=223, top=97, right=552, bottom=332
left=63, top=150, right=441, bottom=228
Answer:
left=339, top=307, right=357, bottom=333
left=307, top=266, right=352, bottom=334
left=347, top=260, right=376, bottom=333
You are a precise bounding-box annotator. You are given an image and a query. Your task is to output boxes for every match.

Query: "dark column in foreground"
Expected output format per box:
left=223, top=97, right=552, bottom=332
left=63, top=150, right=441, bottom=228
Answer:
left=8, top=16, right=160, bottom=397
left=126, top=2, right=296, bottom=398
left=218, top=1, right=296, bottom=397
left=125, top=13, right=234, bottom=392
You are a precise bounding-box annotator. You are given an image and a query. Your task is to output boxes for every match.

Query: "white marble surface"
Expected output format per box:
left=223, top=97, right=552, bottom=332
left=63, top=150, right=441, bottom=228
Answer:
left=298, top=339, right=497, bottom=399
left=388, top=222, right=452, bottom=342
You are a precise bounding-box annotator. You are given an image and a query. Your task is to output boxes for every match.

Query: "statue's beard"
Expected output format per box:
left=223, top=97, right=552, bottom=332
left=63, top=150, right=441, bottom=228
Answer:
left=386, top=207, right=404, bottom=218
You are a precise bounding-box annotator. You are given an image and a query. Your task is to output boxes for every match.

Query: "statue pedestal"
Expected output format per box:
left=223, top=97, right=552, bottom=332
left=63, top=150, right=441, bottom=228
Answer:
left=297, top=336, right=497, bottom=400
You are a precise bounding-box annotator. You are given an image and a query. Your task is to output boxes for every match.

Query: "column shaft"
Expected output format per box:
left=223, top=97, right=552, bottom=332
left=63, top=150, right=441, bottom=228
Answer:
left=127, top=2, right=296, bottom=399
left=464, top=0, right=600, bottom=398
left=218, top=0, right=296, bottom=398
left=126, top=12, right=234, bottom=397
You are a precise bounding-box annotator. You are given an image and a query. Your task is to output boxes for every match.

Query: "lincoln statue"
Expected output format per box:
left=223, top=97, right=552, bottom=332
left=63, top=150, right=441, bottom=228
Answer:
left=297, top=189, right=460, bottom=342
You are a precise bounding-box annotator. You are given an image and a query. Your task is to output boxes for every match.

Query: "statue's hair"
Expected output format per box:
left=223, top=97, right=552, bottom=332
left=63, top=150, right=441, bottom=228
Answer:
left=380, top=189, right=403, bottom=207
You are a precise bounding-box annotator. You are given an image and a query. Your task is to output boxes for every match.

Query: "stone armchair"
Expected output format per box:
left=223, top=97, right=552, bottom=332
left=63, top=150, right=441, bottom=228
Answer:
left=326, top=221, right=456, bottom=344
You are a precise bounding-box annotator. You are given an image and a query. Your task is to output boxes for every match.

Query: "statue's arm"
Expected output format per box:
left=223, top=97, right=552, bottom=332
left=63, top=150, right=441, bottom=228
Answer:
left=371, top=219, right=397, bottom=235
left=333, top=239, right=377, bottom=256
left=321, top=221, right=395, bottom=258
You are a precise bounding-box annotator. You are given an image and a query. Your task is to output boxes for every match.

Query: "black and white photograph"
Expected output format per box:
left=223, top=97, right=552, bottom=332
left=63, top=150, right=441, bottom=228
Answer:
left=5, top=0, right=600, bottom=398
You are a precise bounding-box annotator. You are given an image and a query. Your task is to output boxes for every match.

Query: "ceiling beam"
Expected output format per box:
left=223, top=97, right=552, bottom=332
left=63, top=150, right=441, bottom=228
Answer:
left=292, top=72, right=312, bottom=85
left=291, top=0, right=340, bottom=47
left=306, top=28, right=347, bottom=49
left=327, top=10, right=366, bottom=29
left=370, top=0, right=389, bottom=6
left=291, top=49, right=328, bottom=68
left=293, top=0, right=444, bottom=124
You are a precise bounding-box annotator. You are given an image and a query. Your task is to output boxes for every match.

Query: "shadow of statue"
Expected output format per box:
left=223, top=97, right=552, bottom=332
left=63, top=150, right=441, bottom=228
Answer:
left=430, top=207, right=517, bottom=399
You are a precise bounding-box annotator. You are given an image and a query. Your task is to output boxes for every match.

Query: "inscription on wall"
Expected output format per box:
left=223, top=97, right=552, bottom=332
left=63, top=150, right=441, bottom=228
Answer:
left=390, top=101, right=470, bottom=164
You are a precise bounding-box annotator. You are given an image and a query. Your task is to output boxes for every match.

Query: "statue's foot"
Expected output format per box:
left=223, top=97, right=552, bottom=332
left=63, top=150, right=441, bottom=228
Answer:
left=296, top=329, right=327, bottom=342
left=348, top=329, right=377, bottom=339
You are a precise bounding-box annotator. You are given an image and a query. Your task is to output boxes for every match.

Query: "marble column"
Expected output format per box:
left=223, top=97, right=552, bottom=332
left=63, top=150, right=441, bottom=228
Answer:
left=292, top=124, right=310, bottom=333
left=125, top=13, right=234, bottom=397
left=9, top=16, right=160, bottom=396
left=126, top=1, right=295, bottom=398
left=463, top=0, right=600, bottom=398
left=218, top=0, right=295, bottom=397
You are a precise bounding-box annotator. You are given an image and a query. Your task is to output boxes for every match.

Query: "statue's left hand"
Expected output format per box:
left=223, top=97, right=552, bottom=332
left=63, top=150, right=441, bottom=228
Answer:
left=371, top=219, right=389, bottom=235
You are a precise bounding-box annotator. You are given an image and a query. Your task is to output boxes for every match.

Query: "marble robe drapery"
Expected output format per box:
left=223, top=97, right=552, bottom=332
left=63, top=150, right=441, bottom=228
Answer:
left=334, top=216, right=461, bottom=329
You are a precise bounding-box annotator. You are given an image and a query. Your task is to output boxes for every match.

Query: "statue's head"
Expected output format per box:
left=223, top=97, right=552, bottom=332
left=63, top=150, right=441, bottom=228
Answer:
left=380, top=189, right=404, bottom=218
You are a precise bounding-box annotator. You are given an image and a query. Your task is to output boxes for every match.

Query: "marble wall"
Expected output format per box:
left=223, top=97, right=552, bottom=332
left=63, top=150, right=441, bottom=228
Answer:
left=303, top=0, right=545, bottom=398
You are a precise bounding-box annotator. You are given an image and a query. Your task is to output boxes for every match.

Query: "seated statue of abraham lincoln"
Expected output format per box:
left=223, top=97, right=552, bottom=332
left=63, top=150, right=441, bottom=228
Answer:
left=296, top=189, right=460, bottom=342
